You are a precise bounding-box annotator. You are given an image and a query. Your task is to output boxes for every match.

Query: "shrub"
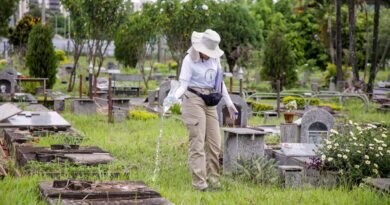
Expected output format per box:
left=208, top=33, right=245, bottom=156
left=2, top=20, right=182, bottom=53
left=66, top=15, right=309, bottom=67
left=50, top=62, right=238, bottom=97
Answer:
left=171, top=103, right=181, bottom=115
left=55, top=49, right=67, bottom=62
left=249, top=100, right=274, bottom=112
left=318, top=122, right=390, bottom=184
left=235, top=157, right=280, bottom=186
left=323, top=63, right=351, bottom=86
left=318, top=103, right=342, bottom=111
left=0, top=59, right=7, bottom=65
left=128, top=110, right=158, bottom=120
left=26, top=23, right=57, bottom=88
left=282, top=96, right=320, bottom=108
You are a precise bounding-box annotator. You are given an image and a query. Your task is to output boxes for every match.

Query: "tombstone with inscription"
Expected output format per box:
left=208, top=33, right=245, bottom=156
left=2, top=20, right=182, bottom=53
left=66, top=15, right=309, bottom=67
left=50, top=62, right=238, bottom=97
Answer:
left=300, top=108, right=335, bottom=144
left=217, top=94, right=248, bottom=128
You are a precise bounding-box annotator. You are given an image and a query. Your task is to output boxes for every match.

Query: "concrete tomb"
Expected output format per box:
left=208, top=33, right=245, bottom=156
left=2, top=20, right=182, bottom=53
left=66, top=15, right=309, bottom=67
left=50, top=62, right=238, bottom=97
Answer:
left=70, top=99, right=97, bottom=115
left=223, top=128, right=266, bottom=174
left=39, top=180, right=173, bottom=205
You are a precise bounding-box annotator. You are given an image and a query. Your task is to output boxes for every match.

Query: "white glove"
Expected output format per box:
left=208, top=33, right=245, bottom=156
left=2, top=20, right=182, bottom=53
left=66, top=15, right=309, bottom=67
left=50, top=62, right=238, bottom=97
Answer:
left=163, top=96, right=177, bottom=113
left=227, top=105, right=238, bottom=120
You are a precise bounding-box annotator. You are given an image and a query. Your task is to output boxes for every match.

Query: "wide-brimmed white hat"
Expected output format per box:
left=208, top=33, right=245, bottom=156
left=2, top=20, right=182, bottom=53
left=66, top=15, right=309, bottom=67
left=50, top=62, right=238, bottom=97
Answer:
left=191, top=29, right=224, bottom=58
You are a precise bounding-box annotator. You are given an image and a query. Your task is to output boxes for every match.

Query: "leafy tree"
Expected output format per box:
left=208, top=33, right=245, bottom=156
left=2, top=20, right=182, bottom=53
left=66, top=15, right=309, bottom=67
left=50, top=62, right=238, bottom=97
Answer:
left=157, top=0, right=214, bottom=77
left=0, top=0, right=19, bottom=36
left=26, top=24, right=57, bottom=88
left=82, top=0, right=125, bottom=77
left=261, top=27, right=297, bottom=91
left=8, top=15, right=41, bottom=55
left=213, top=2, right=260, bottom=72
left=61, top=0, right=87, bottom=92
left=115, top=5, right=158, bottom=89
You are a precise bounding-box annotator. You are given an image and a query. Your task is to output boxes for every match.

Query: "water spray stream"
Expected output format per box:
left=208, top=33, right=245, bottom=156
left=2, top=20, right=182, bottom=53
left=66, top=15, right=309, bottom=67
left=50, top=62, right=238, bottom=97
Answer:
left=152, top=113, right=164, bottom=182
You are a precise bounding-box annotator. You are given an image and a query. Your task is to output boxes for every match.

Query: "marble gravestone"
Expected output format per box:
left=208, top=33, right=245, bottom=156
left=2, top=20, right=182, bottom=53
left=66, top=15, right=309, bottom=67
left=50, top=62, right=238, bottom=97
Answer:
left=300, top=108, right=335, bottom=144
left=158, top=81, right=171, bottom=106
left=217, top=94, right=248, bottom=128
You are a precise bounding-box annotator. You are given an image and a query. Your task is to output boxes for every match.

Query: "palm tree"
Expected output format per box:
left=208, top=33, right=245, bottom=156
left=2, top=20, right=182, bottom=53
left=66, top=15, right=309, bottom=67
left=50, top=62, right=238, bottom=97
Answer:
left=367, top=0, right=381, bottom=97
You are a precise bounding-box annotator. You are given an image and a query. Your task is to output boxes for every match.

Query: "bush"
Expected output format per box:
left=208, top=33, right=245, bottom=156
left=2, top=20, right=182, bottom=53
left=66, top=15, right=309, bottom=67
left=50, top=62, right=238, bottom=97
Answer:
left=235, top=157, right=280, bottom=186
left=318, top=103, right=342, bottom=111
left=55, top=49, right=67, bottom=62
left=171, top=103, right=181, bottom=115
left=323, top=63, right=351, bottom=86
left=318, top=122, right=390, bottom=184
left=26, top=23, right=57, bottom=88
left=282, top=96, right=320, bottom=108
left=249, top=101, right=274, bottom=112
left=128, top=110, right=158, bottom=120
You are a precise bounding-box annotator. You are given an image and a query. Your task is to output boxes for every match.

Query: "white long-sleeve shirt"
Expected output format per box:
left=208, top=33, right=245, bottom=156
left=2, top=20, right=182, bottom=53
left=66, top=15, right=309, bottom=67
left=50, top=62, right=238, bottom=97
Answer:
left=174, top=50, right=234, bottom=107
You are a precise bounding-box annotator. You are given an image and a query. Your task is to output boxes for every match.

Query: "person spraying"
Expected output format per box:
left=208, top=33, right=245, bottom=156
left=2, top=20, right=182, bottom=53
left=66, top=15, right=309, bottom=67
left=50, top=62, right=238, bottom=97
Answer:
left=163, top=29, right=237, bottom=191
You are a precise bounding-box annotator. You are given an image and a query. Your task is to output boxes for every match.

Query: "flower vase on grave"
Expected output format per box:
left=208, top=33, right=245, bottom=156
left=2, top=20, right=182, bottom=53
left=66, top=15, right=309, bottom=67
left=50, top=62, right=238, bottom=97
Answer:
left=284, top=112, right=294, bottom=123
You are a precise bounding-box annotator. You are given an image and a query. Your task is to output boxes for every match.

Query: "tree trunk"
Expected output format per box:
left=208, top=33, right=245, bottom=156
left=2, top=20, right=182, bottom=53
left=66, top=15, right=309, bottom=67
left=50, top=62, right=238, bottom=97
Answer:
left=348, top=0, right=359, bottom=81
left=367, top=0, right=380, bottom=97
left=227, top=56, right=236, bottom=73
left=336, top=0, right=343, bottom=83
left=363, top=5, right=370, bottom=81
left=328, top=16, right=335, bottom=64
left=377, top=35, right=390, bottom=72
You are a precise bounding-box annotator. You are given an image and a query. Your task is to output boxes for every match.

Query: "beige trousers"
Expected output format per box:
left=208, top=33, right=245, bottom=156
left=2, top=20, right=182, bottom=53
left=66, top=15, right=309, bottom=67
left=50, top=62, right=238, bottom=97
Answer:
left=182, top=88, right=221, bottom=190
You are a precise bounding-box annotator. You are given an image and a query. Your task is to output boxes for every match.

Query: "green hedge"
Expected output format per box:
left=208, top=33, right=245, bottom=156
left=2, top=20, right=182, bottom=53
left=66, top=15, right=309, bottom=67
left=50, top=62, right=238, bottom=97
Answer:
left=318, top=103, right=342, bottom=111
left=282, top=96, right=320, bottom=108
left=128, top=110, right=158, bottom=120
left=249, top=101, right=274, bottom=112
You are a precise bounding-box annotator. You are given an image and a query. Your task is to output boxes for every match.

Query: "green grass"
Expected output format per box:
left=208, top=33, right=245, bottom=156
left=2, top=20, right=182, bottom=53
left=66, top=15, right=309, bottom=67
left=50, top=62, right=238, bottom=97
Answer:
left=0, top=111, right=389, bottom=204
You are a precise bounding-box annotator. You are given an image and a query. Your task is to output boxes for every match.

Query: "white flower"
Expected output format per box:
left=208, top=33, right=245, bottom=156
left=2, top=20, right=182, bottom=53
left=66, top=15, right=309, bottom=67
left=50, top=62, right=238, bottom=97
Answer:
left=367, top=124, right=377, bottom=128
left=330, top=129, right=339, bottom=134
left=337, top=154, right=342, bottom=158
left=378, top=146, right=383, bottom=151
left=202, top=4, right=208, bottom=10
left=352, top=137, right=357, bottom=140
left=334, top=143, right=339, bottom=147
left=357, top=150, right=361, bottom=153
left=387, top=150, right=390, bottom=154
left=354, top=142, right=358, bottom=146
left=365, top=160, right=371, bottom=165
left=382, top=134, right=387, bottom=138
left=380, top=152, right=384, bottom=156
left=321, top=155, right=326, bottom=161
left=375, top=154, right=379, bottom=157
left=349, top=120, right=353, bottom=125
left=343, top=155, right=348, bottom=159
left=328, top=157, right=333, bottom=162
left=364, top=155, right=370, bottom=159
left=327, top=145, right=332, bottom=149
left=357, top=126, right=362, bottom=131
left=369, top=147, right=374, bottom=150
left=350, top=131, right=354, bottom=136
left=382, top=144, right=387, bottom=147
left=360, top=144, right=364, bottom=147
left=373, top=169, right=378, bottom=174
left=345, top=149, right=350, bottom=153
left=339, top=169, right=344, bottom=175
left=354, top=165, right=360, bottom=169
left=160, top=8, right=164, bottom=12
left=374, top=163, right=378, bottom=168
left=325, top=140, right=331, bottom=145
left=369, top=144, right=374, bottom=147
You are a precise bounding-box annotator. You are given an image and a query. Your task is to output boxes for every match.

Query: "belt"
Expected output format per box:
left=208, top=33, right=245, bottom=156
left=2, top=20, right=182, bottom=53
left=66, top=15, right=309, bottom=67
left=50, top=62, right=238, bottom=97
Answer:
left=188, top=87, right=204, bottom=96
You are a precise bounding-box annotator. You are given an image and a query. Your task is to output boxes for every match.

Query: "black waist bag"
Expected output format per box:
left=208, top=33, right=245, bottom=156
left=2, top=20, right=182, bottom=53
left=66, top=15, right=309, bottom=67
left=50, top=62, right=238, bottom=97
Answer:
left=188, top=87, right=222, bottom=106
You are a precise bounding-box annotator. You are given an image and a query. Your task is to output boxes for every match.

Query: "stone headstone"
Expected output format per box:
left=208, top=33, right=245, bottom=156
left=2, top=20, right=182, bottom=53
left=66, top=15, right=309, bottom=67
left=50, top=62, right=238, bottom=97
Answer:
left=106, top=62, right=117, bottom=70
left=311, top=83, right=319, bottom=93
left=278, top=165, right=304, bottom=188
left=217, top=94, right=248, bottom=128
left=158, top=81, right=171, bottom=105
left=223, top=128, right=266, bottom=174
left=53, top=99, right=65, bottom=113
left=0, top=69, right=16, bottom=93
left=70, top=99, right=97, bottom=115
left=280, top=123, right=299, bottom=143
left=300, top=108, right=335, bottom=144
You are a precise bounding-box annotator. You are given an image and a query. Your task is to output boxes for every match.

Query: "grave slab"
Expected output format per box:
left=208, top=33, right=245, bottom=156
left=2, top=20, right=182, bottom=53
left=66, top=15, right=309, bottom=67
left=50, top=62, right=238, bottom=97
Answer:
left=363, top=178, right=390, bottom=193
left=0, top=103, right=22, bottom=122
left=70, top=99, right=97, bottom=115
left=1, top=111, right=71, bottom=128
left=16, top=145, right=112, bottom=166
left=39, top=180, right=173, bottom=205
